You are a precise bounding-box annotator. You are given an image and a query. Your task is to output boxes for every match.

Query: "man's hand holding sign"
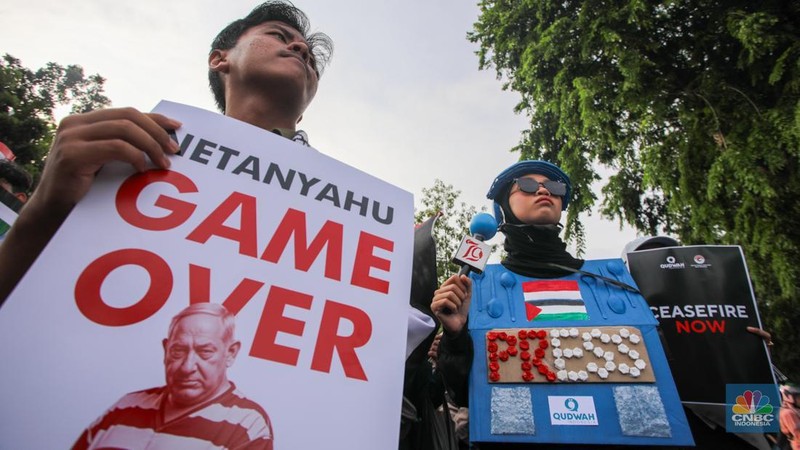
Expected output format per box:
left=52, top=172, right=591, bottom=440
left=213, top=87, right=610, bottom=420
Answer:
left=0, top=109, right=182, bottom=303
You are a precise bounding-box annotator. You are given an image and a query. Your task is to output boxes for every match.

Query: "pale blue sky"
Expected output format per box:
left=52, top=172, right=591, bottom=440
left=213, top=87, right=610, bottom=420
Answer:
left=1, top=0, right=639, bottom=258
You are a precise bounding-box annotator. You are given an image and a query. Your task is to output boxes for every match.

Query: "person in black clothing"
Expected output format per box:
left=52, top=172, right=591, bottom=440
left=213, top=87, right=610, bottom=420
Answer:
left=401, top=216, right=472, bottom=450
left=434, top=160, right=704, bottom=449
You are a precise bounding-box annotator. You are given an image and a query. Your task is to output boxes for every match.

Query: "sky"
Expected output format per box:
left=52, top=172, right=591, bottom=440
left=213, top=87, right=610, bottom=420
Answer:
left=1, top=0, right=640, bottom=259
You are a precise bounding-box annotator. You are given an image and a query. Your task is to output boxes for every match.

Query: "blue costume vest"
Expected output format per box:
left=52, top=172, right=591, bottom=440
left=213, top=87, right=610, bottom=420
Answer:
left=468, top=259, right=693, bottom=446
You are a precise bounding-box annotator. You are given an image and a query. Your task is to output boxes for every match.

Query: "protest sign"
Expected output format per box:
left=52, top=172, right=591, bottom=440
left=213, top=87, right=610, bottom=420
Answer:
left=627, top=245, right=775, bottom=405
left=0, top=101, right=413, bottom=449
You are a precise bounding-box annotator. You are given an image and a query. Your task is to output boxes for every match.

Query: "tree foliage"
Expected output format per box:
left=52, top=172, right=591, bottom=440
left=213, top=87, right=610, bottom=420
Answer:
left=471, top=1, right=800, bottom=378
left=0, top=54, right=111, bottom=181
left=416, top=179, right=485, bottom=286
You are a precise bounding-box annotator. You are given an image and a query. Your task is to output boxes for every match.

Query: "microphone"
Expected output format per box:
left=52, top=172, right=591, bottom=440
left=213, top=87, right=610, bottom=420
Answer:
left=438, top=213, right=498, bottom=316
left=452, top=213, right=498, bottom=276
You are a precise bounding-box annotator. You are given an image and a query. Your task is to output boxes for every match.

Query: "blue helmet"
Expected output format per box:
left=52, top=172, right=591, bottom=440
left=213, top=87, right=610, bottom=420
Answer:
left=486, top=160, right=571, bottom=225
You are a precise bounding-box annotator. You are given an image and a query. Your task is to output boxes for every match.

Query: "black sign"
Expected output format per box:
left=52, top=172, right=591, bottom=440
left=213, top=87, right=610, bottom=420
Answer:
left=627, top=246, right=775, bottom=404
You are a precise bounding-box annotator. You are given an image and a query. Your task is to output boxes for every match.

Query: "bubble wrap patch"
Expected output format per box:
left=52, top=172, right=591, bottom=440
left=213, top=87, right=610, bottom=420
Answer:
left=613, top=385, right=672, bottom=438
left=490, top=387, right=535, bottom=435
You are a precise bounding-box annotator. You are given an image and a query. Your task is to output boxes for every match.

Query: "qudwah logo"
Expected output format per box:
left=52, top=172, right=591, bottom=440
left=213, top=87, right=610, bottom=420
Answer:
left=660, top=255, right=685, bottom=269
left=731, top=390, right=774, bottom=427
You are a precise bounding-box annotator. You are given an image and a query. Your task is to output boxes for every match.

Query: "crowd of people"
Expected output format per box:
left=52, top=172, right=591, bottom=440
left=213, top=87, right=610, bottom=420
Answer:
left=0, top=2, right=793, bottom=449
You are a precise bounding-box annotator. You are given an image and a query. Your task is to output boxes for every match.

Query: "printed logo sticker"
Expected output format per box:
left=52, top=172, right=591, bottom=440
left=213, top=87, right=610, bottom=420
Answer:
left=453, top=235, right=491, bottom=272
left=726, top=384, right=779, bottom=433
left=690, top=254, right=712, bottom=269
left=548, top=396, right=599, bottom=426
left=660, top=256, right=685, bottom=270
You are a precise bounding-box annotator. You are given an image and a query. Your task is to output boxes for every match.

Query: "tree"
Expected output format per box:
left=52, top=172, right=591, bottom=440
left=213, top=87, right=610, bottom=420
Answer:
left=470, top=1, right=800, bottom=378
left=415, top=179, right=489, bottom=286
left=0, top=54, right=111, bottom=181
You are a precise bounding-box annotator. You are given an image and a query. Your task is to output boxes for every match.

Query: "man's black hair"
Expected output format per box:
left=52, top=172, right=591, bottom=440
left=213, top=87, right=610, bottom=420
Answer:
left=0, top=160, right=32, bottom=194
left=209, top=1, right=333, bottom=113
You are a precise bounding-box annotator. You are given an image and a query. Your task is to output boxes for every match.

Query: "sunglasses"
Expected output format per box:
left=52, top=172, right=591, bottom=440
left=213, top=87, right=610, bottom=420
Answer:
left=514, top=178, right=567, bottom=196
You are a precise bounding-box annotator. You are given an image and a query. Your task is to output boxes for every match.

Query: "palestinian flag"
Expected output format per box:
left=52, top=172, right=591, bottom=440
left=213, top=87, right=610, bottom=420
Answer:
left=0, top=189, right=21, bottom=241
left=523, top=279, right=589, bottom=321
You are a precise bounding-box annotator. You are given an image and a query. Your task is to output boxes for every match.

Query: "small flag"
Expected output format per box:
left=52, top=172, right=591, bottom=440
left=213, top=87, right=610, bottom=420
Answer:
left=0, top=190, right=21, bottom=241
left=523, top=280, right=589, bottom=321
left=410, top=213, right=440, bottom=317
left=0, top=142, right=15, bottom=161
left=405, top=214, right=441, bottom=365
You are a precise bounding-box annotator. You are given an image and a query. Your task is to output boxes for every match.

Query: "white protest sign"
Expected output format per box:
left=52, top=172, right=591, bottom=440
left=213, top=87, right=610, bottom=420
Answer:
left=0, top=101, right=413, bottom=449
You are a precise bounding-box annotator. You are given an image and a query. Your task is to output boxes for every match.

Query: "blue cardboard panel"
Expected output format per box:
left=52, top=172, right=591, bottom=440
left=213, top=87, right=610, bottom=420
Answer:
left=468, top=260, right=693, bottom=446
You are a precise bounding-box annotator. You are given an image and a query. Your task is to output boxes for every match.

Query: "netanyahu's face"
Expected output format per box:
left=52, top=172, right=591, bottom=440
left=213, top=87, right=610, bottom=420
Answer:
left=163, top=314, right=237, bottom=406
